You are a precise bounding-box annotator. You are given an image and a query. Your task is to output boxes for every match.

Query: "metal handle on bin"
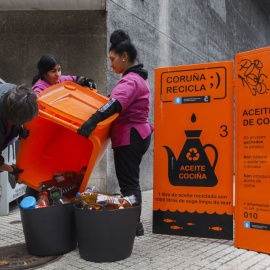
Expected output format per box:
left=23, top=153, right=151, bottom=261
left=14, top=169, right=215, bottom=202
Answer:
left=39, top=110, right=79, bottom=132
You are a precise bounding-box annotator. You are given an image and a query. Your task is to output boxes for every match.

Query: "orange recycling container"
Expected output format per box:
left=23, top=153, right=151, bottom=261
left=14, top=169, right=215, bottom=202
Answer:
left=16, top=82, right=118, bottom=192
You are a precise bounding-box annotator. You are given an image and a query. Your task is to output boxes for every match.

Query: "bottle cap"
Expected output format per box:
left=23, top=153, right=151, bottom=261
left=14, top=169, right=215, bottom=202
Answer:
left=39, top=191, right=48, bottom=196
left=51, top=192, right=61, bottom=201
left=86, top=186, right=98, bottom=191
left=20, top=196, right=37, bottom=209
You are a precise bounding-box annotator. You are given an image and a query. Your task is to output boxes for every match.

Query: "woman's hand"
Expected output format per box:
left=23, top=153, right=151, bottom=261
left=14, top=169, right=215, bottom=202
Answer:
left=77, top=115, right=99, bottom=138
left=85, top=78, right=97, bottom=90
left=19, top=126, right=30, bottom=139
left=76, top=76, right=97, bottom=90
left=9, top=164, right=24, bottom=182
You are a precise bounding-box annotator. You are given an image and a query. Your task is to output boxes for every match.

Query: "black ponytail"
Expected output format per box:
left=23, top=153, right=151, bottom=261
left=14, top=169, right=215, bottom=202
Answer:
left=32, top=75, right=41, bottom=86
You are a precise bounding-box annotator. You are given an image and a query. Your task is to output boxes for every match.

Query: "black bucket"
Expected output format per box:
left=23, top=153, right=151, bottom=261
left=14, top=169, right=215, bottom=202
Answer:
left=20, top=203, right=77, bottom=256
left=74, top=203, right=141, bottom=262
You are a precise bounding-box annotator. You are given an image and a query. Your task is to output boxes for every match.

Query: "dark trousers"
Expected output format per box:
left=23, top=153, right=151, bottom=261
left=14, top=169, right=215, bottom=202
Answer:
left=113, top=128, right=152, bottom=205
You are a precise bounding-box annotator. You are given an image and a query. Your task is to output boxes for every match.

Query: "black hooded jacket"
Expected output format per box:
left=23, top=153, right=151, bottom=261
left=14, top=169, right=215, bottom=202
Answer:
left=123, top=64, right=148, bottom=80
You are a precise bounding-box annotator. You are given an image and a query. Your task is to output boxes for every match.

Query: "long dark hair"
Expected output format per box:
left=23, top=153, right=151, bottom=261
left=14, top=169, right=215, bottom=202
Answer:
left=109, top=30, right=137, bottom=63
left=32, top=54, right=61, bottom=86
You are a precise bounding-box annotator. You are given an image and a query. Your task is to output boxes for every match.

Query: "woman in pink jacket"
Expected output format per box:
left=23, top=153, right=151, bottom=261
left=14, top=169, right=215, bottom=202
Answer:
left=32, top=54, right=96, bottom=96
left=77, top=30, right=154, bottom=236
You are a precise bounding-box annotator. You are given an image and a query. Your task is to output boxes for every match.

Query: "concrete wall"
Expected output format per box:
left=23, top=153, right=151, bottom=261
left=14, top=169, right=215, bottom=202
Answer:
left=0, top=10, right=109, bottom=191
left=105, top=0, right=270, bottom=193
left=0, top=10, right=107, bottom=93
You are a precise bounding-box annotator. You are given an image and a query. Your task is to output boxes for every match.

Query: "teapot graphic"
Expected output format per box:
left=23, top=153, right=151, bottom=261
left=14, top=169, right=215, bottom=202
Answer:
left=164, top=129, right=218, bottom=187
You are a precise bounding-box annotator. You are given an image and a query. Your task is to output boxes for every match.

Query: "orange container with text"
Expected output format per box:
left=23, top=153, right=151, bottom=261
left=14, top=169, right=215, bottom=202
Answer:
left=16, top=82, right=118, bottom=192
left=235, top=46, right=270, bottom=254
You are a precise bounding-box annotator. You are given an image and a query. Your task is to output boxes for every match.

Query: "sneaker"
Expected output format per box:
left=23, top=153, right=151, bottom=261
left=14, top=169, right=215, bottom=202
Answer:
left=136, top=222, right=144, bottom=236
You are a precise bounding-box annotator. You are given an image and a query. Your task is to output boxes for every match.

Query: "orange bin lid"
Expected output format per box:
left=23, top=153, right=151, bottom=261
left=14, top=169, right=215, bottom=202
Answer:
left=16, top=82, right=118, bottom=192
left=37, top=81, right=109, bottom=124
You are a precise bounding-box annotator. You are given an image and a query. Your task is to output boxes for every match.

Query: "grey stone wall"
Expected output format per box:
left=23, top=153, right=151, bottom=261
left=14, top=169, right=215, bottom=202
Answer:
left=0, top=10, right=107, bottom=93
left=0, top=10, right=109, bottom=191
left=105, top=0, right=270, bottom=193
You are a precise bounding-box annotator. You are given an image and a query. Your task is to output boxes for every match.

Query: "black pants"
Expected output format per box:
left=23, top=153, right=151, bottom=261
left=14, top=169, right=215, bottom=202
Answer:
left=113, top=128, right=152, bottom=205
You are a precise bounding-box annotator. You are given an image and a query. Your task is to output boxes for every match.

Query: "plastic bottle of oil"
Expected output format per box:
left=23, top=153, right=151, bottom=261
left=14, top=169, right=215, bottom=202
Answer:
left=39, top=170, right=84, bottom=199
left=35, top=191, right=50, bottom=208
left=95, top=194, right=132, bottom=209
left=124, top=194, right=140, bottom=206
left=79, top=190, right=99, bottom=204
left=79, top=190, right=132, bottom=210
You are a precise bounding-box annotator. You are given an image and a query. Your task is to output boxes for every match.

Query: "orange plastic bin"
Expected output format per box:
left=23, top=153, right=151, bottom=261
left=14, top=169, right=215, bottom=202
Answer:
left=16, top=82, right=117, bottom=192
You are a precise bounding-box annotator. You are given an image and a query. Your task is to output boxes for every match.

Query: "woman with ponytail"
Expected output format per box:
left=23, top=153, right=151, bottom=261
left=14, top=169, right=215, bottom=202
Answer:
left=32, top=54, right=96, bottom=96
left=77, top=30, right=154, bottom=236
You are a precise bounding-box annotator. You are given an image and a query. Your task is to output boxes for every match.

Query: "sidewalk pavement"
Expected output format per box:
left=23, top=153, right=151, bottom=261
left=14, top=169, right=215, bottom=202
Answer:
left=1, top=190, right=270, bottom=270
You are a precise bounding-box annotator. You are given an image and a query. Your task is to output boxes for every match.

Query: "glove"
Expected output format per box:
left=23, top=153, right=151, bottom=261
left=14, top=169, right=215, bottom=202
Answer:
left=77, top=114, right=99, bottom=138
left=85, top=78, right=97, bottom=90
left=19, top=127, right=30, bottom=139
left=76, top=76, right=97, bottom=90
left=76, top=76, right=86, bottom=86
left=9, top=164, right=24, bottom=182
